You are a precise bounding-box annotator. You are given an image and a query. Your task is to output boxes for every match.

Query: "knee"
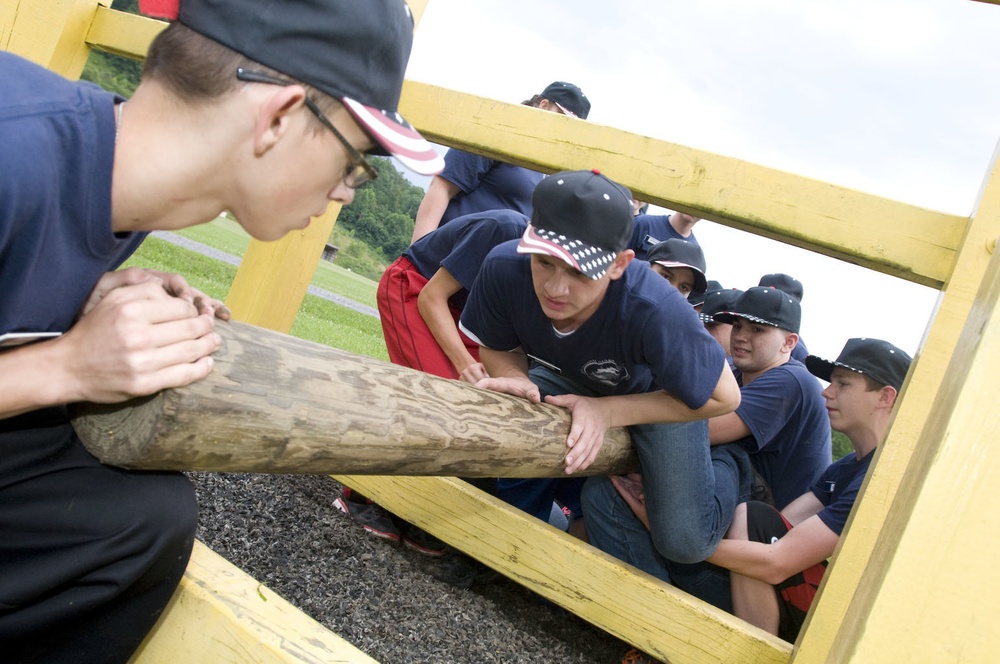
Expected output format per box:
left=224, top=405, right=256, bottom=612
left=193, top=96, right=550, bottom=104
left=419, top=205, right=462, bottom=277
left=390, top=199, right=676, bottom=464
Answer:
left=649, top=523, right=717, bottom=565
left=580, top=475, right=614, bottom=518
left=121, top=473, right=198, bottom=569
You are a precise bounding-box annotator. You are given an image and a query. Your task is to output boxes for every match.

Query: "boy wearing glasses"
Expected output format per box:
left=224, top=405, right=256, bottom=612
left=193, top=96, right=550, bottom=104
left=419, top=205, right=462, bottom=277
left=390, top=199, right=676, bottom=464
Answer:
left=0, top=0, right=441, bottom=660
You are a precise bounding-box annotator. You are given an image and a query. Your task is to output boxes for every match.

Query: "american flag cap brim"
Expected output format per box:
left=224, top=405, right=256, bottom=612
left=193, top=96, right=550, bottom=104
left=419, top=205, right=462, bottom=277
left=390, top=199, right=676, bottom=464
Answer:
left=516, top=225, right=618, bottom=280
left=342, top=97, right=444, bottom=176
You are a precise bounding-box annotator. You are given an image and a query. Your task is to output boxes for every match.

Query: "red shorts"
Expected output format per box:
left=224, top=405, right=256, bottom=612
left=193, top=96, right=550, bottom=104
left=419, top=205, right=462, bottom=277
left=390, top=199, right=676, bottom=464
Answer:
left=747, top=501, right=828, bottom=643
left=376, top=256, right=479, bottom=380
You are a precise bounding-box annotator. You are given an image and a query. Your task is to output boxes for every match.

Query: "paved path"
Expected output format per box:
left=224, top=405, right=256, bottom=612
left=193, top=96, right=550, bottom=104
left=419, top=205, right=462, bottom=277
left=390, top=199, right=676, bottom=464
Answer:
left=152, top=231, right=380, bottom=319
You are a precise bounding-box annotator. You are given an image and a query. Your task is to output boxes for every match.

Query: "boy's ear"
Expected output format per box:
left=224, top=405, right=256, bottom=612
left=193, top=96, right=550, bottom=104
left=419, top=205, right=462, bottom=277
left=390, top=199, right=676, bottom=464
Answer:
left=254, top=84, right=307, bottom=156
left=880, top=384, right=899, bottom=409
left=781, top=331, right=800, bottom=354
left=607, top=249, right=635, bottom=280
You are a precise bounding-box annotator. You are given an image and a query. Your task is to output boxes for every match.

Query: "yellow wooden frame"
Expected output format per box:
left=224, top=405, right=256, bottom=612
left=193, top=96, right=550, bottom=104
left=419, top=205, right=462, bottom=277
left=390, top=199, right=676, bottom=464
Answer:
left=4, top=1, right=998, bottom=662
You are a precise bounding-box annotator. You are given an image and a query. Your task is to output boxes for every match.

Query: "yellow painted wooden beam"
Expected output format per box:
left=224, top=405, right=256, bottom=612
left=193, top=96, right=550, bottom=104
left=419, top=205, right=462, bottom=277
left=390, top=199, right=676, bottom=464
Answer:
left=822, top=230, right=1000, bottom=662
left=2, top=0, right=108, bottom=77
left=337, top=475, right=792, bottom=664
left=63, top=8, right=967, bottom=292
left=132, top=541, right=377, bottom=663
left=397, top=82, right=966, bottom=289
left=793, top=141, right=1000, bottom=662
left=225, top=206, right=340, bottom=331
left=86, top=4, right=165, bottom=60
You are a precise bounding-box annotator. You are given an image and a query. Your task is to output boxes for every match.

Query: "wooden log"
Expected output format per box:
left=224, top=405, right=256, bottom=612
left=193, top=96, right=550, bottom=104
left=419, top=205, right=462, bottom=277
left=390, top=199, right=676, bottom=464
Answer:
left=69, top=320, right=638, bottom=476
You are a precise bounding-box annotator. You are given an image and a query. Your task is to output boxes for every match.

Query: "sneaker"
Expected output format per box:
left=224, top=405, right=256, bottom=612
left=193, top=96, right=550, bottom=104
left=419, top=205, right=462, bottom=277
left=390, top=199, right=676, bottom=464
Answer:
left=423, top=552, right=500, bottom=588
left=334, top=488, right=401, bottom=545
left=402, top=523, right=448, bottom=558
left=621, top=648, right=663, bottom=664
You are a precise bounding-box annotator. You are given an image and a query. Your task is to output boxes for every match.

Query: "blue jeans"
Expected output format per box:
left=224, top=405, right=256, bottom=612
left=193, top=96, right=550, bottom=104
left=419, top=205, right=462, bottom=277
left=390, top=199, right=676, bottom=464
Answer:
left=581, top=414, right=752, bottom=611
left=496, top=366, right=596, bottom=521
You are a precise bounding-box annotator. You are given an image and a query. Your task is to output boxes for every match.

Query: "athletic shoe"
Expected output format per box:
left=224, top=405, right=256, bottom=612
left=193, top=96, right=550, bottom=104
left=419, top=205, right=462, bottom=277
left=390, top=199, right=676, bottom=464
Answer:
left=402, top=523, right=448, bottom=557
left=334, top=488, right=401, bottom=545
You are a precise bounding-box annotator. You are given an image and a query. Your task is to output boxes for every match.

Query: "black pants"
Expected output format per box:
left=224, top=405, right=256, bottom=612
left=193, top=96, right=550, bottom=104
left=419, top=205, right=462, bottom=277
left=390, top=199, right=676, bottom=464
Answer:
left=0, top=409, right=198, bottom=663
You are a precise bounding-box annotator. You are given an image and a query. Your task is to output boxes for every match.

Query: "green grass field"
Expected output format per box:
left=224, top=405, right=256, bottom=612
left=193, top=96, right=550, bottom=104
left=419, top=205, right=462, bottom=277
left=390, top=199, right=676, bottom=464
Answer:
left=173, top=216, right=379, bottom=308
left=123, top=228, right=389, bottom=361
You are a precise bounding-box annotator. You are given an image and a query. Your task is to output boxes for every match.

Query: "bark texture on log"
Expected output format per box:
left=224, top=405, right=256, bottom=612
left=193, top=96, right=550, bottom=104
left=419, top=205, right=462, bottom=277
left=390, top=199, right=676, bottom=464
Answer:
left=70, top=320, right=638, bottom=477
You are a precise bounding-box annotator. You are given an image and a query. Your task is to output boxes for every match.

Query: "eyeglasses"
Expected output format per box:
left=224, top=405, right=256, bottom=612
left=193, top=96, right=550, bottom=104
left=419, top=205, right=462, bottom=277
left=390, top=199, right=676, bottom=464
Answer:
left=236, top=68, right=379, bottom=188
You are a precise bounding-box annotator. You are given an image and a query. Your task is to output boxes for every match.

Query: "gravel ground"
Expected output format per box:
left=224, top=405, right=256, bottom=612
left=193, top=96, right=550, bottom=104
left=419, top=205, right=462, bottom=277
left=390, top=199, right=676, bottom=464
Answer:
left=191, top=472, right=631, bottom=663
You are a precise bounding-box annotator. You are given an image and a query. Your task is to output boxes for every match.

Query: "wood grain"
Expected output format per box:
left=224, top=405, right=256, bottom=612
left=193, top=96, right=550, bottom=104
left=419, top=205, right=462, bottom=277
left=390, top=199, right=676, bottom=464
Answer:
left=70, top=320, right=638, bottom=476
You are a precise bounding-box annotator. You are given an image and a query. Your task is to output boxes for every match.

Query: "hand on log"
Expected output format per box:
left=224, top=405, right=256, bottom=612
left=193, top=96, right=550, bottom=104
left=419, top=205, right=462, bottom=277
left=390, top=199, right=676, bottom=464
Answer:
left=70, top=320, right=638, bottom=477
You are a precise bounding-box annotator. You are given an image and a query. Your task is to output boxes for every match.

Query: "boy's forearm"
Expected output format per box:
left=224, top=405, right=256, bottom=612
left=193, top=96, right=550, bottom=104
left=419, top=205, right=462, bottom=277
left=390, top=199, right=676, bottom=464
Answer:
left=603, top=361, right=740, bottom=427
left=479, top=346, right=529, bottom=379
left=0, top=340, right=69, bottom=419
left=416, top=272, right=475, bottom=374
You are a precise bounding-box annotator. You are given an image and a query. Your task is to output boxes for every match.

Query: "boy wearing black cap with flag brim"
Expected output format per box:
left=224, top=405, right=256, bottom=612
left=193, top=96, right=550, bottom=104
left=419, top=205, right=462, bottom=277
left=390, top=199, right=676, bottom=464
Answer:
left=459, top=170, right=751, bottom=605
left=0, top=0, right=440, bottom=659
left=708, top=338, right=912, bottom=641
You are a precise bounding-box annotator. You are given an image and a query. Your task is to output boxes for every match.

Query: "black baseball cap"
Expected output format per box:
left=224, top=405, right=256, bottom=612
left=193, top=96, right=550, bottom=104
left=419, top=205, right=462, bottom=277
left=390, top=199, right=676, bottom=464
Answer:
left=689, top=279, right=723, bottom=307
left=806, top=338, right=912, bottom=392
left=518, top=169, right=634, bottom=280
left=714, top=286, right=802, bottom=333
left=700, top=288, right=744, bottom=324
left=758, top=273, right=804, bottom=302
left=646, top=239, right=708, bottom=295
left=172, top=0, right=443, bottom=175
left=541, top=81, right=591, bottom=120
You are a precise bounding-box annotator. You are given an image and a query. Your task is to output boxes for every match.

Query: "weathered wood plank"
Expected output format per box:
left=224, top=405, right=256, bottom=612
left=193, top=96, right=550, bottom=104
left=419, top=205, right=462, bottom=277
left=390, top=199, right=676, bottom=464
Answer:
left=396, top=81, right=967, bottom=289
left=79, top=9, right=966, bottom=291
left=70, top=320, right=637, bottom=476
left=822, top=230, right=1000, bottom=662
left=132, top=542, right=377, bottom=663
left=792, top=141, right=1000, bottom=663
left=341, top=475, right=792, bottom=664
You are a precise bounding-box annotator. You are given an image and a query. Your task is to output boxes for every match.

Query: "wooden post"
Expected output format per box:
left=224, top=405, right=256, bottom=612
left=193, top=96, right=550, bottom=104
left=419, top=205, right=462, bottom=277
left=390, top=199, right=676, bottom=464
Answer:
left=70, top=320, right=638, bottom=477
left=2, top=0, right=109, bottom=78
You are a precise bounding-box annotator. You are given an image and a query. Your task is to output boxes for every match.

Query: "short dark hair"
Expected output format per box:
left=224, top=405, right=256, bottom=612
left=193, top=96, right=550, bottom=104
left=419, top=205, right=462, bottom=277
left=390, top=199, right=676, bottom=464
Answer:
left=142, top=23, right=339, bottom=119
left=862, top=373, right=885, bottom=392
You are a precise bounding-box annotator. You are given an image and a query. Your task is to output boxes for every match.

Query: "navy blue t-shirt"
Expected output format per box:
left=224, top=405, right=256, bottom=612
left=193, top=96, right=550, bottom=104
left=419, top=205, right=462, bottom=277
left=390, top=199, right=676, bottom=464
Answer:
left=734, top=361, right=832, bottom=509
left=812, top=450, right=874, bottom=535
left=791, top=336, right=809, bottom=363
left=459, top=241, right=725, bottom=408
left=403, top=209, right=528, bottom=310
left=0, top=52, right=145, bottom=337
left=438, top=150, right=544, bottom=225
left=630, top=214, right=699, bottom=260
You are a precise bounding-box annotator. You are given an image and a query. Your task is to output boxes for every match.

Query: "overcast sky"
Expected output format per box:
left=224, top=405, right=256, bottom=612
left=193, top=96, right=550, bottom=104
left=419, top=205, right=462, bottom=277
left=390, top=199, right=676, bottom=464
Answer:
left=400, top=0, right=1000, bottom=361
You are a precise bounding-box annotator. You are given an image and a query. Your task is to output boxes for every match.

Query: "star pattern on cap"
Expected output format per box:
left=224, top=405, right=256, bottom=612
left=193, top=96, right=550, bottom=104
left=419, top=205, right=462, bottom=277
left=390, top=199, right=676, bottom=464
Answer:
left=534, top=228, right=616, bottom=279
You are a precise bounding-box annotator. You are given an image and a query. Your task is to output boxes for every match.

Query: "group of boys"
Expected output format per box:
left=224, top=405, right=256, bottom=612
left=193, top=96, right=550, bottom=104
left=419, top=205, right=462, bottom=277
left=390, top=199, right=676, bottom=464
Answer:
left=357, top=166, right=912, bottom=645
left=0, top=0, right=914, bottom=658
